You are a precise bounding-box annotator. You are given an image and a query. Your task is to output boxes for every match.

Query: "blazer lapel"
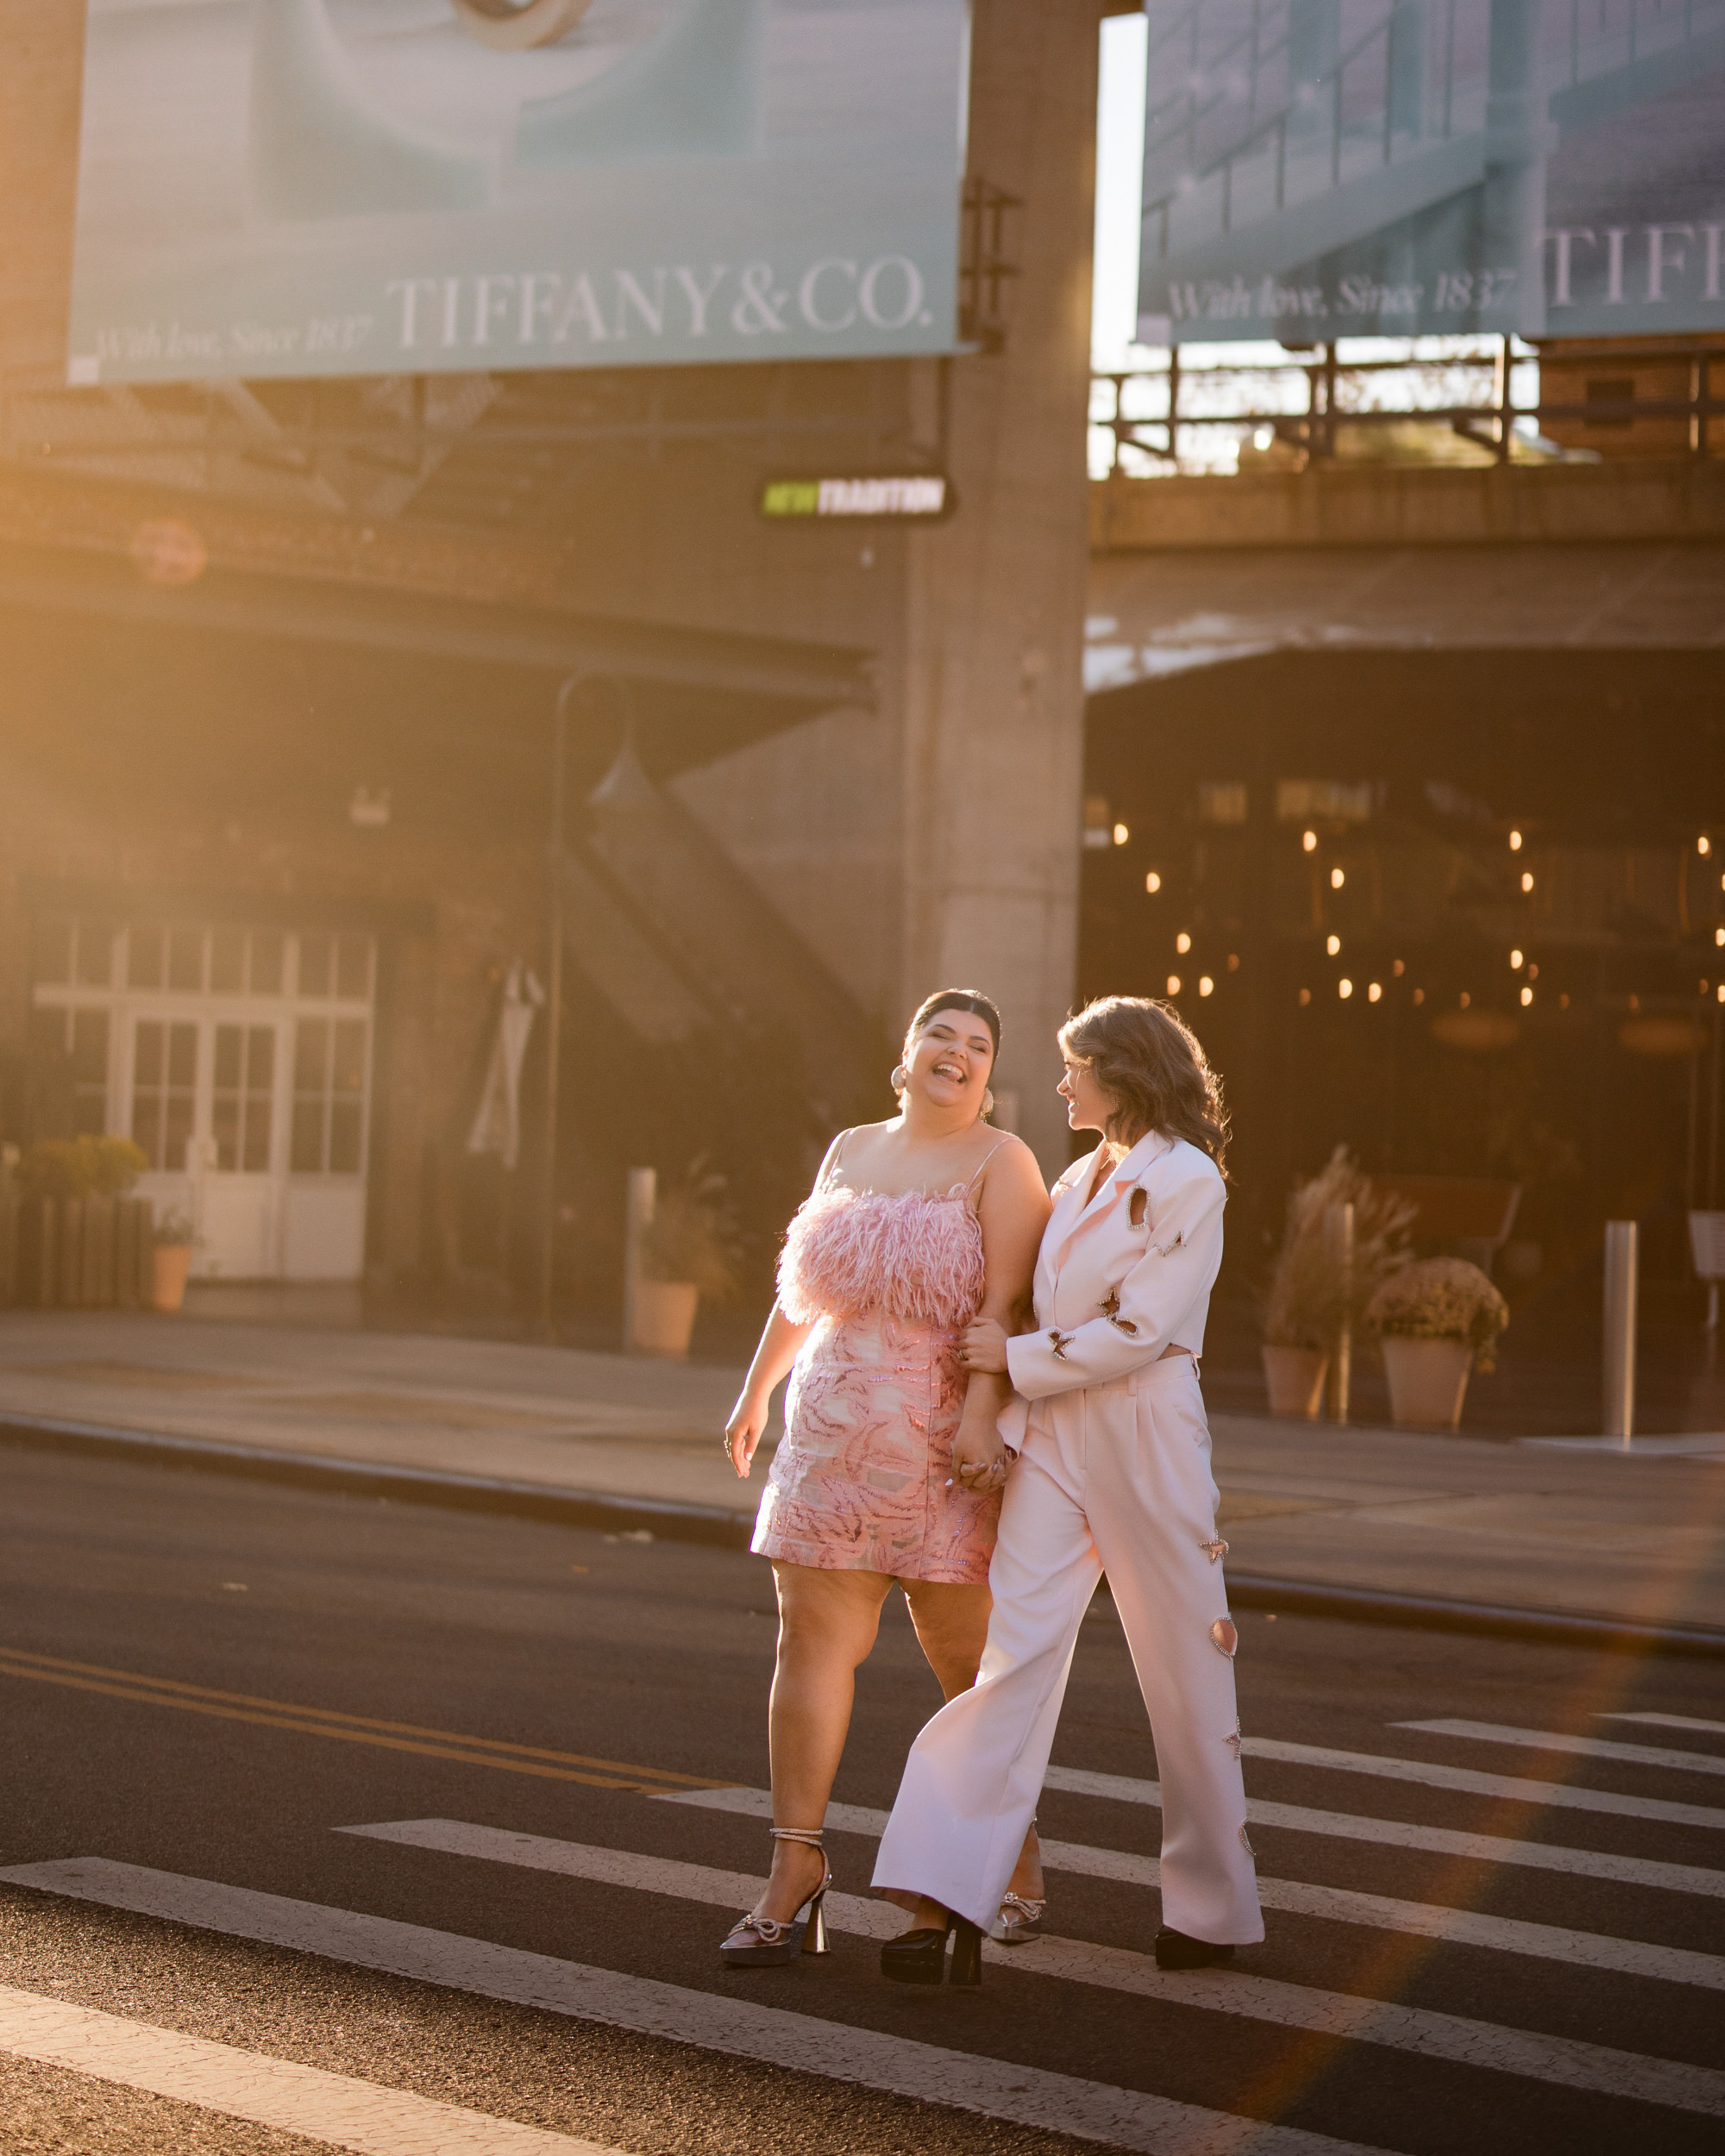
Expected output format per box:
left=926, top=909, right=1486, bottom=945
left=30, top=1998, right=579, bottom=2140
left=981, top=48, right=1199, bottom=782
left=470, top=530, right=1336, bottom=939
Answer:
left=1051, top=1131, right=1171, bottom=1267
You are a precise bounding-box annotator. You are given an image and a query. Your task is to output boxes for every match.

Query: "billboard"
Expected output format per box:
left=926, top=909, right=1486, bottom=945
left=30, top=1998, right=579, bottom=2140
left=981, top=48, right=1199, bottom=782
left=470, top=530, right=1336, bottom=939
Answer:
left=67, top=0, right=969, bottom=386
left=1135, top=0, right=1725, bottom=344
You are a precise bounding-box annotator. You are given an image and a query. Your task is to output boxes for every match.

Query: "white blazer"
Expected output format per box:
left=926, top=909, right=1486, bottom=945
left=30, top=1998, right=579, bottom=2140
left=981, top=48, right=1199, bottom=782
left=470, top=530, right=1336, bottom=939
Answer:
left=999, top=1130, right=1226, bottom=1451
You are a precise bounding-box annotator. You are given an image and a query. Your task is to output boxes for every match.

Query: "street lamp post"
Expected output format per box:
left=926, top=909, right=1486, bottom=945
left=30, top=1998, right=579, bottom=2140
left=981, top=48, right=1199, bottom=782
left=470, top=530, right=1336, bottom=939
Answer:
left=536, top=671, right=582, bottom=1338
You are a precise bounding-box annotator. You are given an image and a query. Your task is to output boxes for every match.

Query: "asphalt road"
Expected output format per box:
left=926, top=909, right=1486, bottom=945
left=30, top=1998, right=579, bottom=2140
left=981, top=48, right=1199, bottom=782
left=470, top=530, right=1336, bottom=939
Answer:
left=0, top=1439, right=1721, bottom=2156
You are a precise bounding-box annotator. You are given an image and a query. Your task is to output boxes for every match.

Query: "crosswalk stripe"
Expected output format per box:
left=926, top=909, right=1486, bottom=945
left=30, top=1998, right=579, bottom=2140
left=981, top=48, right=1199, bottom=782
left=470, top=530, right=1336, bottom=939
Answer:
left=1398, top=1720, right=1725, bottom=1777
left=335, top=1821, right=1725, bottom=2117
left=0, top=1982, right=612, bottom=2153
left=656, top=1777, right=1725, bottom=1902
left=637, top=1788, right=1725, bottom=1988
left=1599, top=1713, right=1725, bottom=1739
left=1145, top=1743, right=1725, bottom=1832
left=0, top=1858, right=1377, bottom=2156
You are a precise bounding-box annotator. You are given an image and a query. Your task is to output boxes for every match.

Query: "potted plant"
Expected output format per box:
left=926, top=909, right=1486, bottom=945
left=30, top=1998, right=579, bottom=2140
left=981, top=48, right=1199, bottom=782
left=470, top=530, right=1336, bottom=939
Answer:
left=151, top=1207, right=198, bottom=1314
left=634, top=1160, right=741, bottom=1357
left=1259, top=1149, right=1413, bottom=1418
left=17, top=1136, right=150, bottom=1307
left=1367, top=1257, right=1509, bottom=1429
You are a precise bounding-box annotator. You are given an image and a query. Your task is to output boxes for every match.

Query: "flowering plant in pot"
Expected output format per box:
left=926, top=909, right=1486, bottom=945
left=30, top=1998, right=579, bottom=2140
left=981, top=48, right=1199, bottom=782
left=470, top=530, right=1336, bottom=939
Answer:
left=150, top=1206, right=198, bottom=1314
left=18, top=1135, right=148, bottom=1199
left=635, top=1159, right=742, bottom=1357
left=1259, top=1149, right=1413, bottom=1419
left=1366, top=1257, right=1509, bottom=1429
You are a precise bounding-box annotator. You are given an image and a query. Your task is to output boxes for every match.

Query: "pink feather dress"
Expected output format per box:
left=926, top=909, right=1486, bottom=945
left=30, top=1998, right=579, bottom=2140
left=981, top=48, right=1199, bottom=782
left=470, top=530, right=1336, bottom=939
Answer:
left=750, top=1154, right=1004, bottom=1584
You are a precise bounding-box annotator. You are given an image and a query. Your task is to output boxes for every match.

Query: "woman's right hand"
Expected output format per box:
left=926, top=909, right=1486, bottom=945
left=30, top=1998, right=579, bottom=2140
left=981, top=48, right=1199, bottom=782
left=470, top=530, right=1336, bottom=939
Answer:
left=724, top=1394, right=769, bottom=1478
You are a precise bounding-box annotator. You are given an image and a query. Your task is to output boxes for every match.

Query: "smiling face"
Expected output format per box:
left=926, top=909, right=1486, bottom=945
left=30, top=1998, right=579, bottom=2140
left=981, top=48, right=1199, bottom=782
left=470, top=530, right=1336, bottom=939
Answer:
left=1057, top=1053, right=1119, bottom=1137
left=902, top=1006, right=996, bottom=1119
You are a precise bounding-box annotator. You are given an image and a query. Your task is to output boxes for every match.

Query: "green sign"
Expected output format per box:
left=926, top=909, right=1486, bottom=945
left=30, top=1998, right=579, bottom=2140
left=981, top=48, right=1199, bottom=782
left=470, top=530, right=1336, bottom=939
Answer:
left=760, top=473, right=953, bottom=521
left=68, top=0, right=969, bottom=386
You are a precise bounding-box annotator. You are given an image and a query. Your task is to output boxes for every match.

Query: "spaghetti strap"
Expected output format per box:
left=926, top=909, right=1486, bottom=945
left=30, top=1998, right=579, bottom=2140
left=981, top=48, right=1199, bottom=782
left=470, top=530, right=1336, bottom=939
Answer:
left=818, top=1127, right=853, bottom=1194
left=963, top=1135, right=1013, bottom=1194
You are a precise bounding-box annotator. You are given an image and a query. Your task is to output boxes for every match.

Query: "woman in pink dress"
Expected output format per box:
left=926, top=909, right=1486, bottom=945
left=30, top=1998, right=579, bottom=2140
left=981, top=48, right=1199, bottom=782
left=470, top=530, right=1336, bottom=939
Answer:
left=718, top=989, right=1052, bottom=1967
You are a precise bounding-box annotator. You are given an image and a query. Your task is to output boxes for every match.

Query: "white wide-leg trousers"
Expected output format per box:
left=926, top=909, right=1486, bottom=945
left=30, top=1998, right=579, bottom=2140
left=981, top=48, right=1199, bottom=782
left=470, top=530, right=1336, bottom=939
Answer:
left=872, top=1355, right=1263, bottom=1944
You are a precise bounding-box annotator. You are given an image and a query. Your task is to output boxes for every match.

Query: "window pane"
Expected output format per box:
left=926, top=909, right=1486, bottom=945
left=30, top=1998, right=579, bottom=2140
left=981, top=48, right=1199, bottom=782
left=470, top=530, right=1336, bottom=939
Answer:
left=332, top=1019, right=367, bottom=1096
left=294, top=1019, right=328, bottom=1090
left=242, top=1108, right=272, bottom=1174
left=213, top=1025, right=242, bottom=1089
left=165, top=1090, right=195, bottom=1174
left=77, top=920, right=117, bottom=987
left=291, top=1098, right=325, bottom=1174
left=31, top=917, right=73, bottom=985
left=247, top=1026, right=273, bottom=1087
left=134, top=1096, right=163, bottom=1170
left=210, top=927, right=245, bottom=992
left=168, top=926, right=204, bottom=991
left=336, top=934, right=373, bottom=1000
left=28, top=1006, right=66, bottom=1059
left=212, top=1096, right=239, bottom=1173
left=135, top=1019, right=164, bottom=1087
left=328, top=1099, right=363, bottom=1175
left=167, top=1022, right=198, bottom=1087
left=298, top=933, right=332, bottom=996
left=71, top=1010, right=109, bottom=1086
left=250, top=931, right=284, bottom=994
left=128, top=924, right=165, bottom=989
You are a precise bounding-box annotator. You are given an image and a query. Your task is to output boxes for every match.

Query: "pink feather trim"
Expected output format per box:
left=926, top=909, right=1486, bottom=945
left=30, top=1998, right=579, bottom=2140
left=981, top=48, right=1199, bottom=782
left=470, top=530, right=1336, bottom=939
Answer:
left=778, top=1188, right=985, bottom=1329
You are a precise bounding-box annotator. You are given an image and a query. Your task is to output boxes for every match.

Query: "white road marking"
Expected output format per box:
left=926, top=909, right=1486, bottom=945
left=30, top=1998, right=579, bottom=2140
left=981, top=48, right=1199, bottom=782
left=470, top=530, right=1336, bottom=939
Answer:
left=656, top=1777, right=1725, bottom=1902
left=0, top=1981, right=615, bottom=2154
left=1398, top=1720, right=1725, bottom=1778
left=0, top=1858, right=1377, bottom=2156
left=337, top=1821, right=1725, bottom=2115
left=646, top=1785, right=1725, bottom=1986
left=1599, top=1713, right=1725, bottom=1739
left=1209, top=1742, right=1724, bottom=1831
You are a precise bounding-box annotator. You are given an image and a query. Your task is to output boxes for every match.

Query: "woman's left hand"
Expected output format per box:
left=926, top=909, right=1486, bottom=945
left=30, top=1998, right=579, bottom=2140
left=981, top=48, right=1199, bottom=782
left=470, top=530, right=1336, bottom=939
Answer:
left=958, top=1316, right=1010, bottom=1375
left=949, top=1426, right=1010, bottom=1495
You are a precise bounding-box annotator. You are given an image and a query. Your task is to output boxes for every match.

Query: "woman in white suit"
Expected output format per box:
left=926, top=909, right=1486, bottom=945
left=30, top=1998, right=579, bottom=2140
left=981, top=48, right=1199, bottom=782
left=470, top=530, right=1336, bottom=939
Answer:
left=872, top=995, right=1262, bottom=1987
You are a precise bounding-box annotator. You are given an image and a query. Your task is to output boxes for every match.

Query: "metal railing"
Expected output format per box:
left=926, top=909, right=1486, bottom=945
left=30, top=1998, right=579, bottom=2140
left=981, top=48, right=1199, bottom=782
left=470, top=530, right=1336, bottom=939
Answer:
left=1091, top=337, right=1725, bottom=475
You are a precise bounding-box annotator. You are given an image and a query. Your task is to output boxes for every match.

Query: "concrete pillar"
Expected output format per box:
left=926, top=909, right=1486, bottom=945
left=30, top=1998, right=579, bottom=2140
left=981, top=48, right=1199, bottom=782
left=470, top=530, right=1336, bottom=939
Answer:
left=900, top=0, right=1103, bottom=1172
left=1483, top=0, right=1551, bottom=338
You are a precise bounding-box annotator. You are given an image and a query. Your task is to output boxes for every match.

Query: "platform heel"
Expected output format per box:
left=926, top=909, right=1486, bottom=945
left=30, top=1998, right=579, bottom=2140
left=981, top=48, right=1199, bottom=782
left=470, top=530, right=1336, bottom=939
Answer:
left=718, top=1827, right=831, bottom=1969
left=880, top=1908, right=984, bottom=1989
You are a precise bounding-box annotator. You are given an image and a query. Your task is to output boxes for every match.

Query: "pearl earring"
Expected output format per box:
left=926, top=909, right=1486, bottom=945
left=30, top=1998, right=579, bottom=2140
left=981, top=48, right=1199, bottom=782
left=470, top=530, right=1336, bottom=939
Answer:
left=891, top=1064, right=908, bottom=1091
left=982, top=1088, right=995, bottom=1119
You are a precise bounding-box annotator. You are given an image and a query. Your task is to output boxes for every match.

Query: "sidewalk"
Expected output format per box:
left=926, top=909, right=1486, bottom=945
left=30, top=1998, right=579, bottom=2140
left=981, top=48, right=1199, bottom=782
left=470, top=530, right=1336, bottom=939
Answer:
left=2, top=1308, right=1722, bottom=1639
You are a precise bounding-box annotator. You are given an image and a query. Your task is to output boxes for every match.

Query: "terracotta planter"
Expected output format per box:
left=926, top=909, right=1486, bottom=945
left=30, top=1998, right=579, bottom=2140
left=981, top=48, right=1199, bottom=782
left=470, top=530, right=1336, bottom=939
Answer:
left=1382, top=1335, right=1472, bottom=1429
left=632, top=1279, right=699, bottom=1357
left=151, top=1244, right=193, bottom=1314
left=1261, top=1344, right=1329, bottom=1420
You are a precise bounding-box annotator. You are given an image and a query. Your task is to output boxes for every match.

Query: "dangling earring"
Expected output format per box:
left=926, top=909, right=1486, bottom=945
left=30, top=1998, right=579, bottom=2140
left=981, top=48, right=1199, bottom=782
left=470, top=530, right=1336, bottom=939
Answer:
left=982, top=1088, right=995, bottom=1120
left=891, top=1063, right=908, bottom=1093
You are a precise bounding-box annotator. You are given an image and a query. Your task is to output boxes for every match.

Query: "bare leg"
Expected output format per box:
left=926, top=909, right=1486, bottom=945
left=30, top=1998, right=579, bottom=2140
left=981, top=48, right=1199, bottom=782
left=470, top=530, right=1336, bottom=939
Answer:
left=900, top=1579, right=1044, bottom=1927
left=751, top=1562, right=894, bottom=1925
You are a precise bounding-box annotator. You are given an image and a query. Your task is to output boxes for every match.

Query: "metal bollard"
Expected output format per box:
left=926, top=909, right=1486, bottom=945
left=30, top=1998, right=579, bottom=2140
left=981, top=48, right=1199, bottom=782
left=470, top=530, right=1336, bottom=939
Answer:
left=1326, top=1200, right=1354, bottom=1426
left=1603, top=1220, right=1638, bottom=1445
left=623, top=1167, right=656, bottom=1353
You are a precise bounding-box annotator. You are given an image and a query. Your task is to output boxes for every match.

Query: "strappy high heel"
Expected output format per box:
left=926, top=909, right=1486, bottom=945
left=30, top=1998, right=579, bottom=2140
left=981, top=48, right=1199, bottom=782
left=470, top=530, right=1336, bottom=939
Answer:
left=989, top=1891, right=1045, bottom=1945
left=880, top=1906, right=984, bottom=1989
left=718, top=1827, right=831, bottom=1969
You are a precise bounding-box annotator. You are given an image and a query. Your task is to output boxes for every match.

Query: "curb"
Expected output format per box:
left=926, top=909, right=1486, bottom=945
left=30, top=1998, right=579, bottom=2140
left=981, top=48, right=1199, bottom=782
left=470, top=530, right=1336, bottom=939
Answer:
left=3, top=1410, right=1722, bottom=1660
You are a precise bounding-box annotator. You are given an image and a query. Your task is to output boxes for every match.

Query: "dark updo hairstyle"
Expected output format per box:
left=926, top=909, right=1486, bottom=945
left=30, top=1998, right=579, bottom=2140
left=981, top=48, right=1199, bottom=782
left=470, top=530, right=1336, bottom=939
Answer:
left=905, top=988, right=1001, bottom=1061
left=1059, top=995, right=1229, bottom=1174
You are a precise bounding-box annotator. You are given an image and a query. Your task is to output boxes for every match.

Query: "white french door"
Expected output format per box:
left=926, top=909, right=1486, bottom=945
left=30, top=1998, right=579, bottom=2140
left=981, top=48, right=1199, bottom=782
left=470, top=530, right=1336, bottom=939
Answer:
left=32, top=918, right=374, bottom=1282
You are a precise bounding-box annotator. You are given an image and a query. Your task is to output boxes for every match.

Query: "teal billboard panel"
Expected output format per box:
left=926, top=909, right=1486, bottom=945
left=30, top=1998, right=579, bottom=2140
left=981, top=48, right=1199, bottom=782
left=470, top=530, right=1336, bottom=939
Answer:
left=1135, top=0, right=1725, bottom=344
left=68, top=0, right=970, bottom=385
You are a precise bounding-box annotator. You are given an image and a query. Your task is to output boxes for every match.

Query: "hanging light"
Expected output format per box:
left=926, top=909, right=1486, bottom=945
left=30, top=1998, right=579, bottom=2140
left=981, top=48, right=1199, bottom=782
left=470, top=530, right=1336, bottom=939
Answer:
left=1113, top=823, right=1129, bottom=845
left=1327, top=933, right=1341, bottom=956
left=1459, top=992, right=1471, bottom=1007
left=1509, top=830, right=1523, bottom=851
left=1412, top=988, right=1425, bottom=1005
left=1302, top=829, right=1318, bottom=852
left=1339, top=978, right=1353, bottom=999
left=1298, top=987, right=1312, bottom=1005
left=1330, top=867, right=1346, bottom=889
left=1520, top=985, right=1534, bottom=1006
left=1176, top=931, right=1192, bottom=954
left=1367, top=981, right=1382, bottom=1002
left=1145, top=871, right=1162, bottom=893
left=1716, top=926, right=1724, bottom=947
left=1392, top=958, right=1404, bottom=975
left=1521, top=871, right=1534, bottom=892
left=1166, top=974, right=1182, bottom=996
left=1510, top=950, right=1523, bottom=968
left=1199, top=975, right=1214, bottom=997
left=1700, top=835, right=1713, bottom=856
left=1226, top=953, right=1239, bottom=971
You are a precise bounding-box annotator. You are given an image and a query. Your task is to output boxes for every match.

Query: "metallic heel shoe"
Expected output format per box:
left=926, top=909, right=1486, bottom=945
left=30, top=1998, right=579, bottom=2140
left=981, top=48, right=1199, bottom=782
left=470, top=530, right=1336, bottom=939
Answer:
left=719, top=1827, right=831, bottom=1969
left=1154, top=1926, right=1235, bottom=1971
left=880, top=1909, right=984, bottom=1989
left=989, top=1892, right=1045, bottom=1945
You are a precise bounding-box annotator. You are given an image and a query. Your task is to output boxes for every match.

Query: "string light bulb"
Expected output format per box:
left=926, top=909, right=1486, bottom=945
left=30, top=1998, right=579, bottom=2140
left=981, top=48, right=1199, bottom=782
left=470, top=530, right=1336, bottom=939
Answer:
left=1510, top=950, right=1523, bottom=968
left=1368, top=981, right=1382, bottom=1002
left=1176, top=931, right=1192, bottom=954
left=1330, top=866, right=1346, bottom=888
left=1521, top=985, right=1534, bottom=1006
left=1145, top=871, right=1161, bottom=893
left=1166, top=975, right=1181, bottom=996
left=1302, top=829, right=1317, bottom=852
left=1298, top=987, right=1311, bottom=1005
left=1199, top=976, right=1214, bottom=997
left=1113, top=823, right=1129, bottom=845
left=1327, top=933, right=1341, bottom=956
left=1509, top=830, right=1523, bottom=850
left=1716, top=927, right=1724, bottom=947
left=1701, top=835, right=1712, bottom=856
left=1339, top=978, right=1353, bottom=999
left=1521, top=871, right=1534, bottom=892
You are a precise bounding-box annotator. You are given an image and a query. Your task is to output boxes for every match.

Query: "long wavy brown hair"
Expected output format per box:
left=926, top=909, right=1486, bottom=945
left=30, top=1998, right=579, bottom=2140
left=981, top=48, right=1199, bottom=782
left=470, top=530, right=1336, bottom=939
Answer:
left=1059, top=996, right=1230, bottom=1174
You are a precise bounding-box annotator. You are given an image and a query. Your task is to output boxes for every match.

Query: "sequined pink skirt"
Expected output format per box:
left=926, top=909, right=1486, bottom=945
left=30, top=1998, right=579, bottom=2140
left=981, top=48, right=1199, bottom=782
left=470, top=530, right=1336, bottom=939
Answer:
left=751, top=1310, right=1000, bottom=1584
